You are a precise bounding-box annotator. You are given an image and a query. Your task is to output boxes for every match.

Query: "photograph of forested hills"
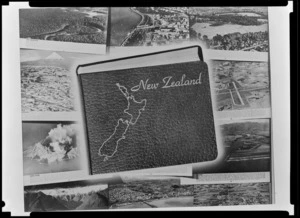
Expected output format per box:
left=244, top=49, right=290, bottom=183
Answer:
left=19, top=7, right=108, bottom=44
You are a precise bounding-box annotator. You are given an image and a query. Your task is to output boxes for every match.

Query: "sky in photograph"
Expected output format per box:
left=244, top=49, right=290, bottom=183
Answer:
left=20, top=49, right=98, bottom=62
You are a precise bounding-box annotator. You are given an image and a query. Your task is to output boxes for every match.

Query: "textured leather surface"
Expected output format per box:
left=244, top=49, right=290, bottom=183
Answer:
left=80, top=61, right=217, bottom=174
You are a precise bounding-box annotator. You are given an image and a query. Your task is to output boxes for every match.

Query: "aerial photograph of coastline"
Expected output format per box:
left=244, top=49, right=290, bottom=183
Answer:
left=24, top=179, right=108, bottom=211
left=211, top=60, right=270, bottom=111
left=189, top=7, right=268, bottom=51
left=193, top=182, right=271, bottom=206
left=109, top=178, right=194, bottom=209
left=218, top=119, right=271, bottom=173
left=22, top=121, right=82, bottom=175
left=20, top=49, right=94, bottom=113
left=110, top=7, right=189, bottom=46
left=19, top=7, right=108, bottom=44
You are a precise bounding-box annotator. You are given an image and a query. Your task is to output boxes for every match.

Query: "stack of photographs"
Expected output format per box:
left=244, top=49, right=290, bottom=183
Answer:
left=20, top=7, right=110, bottom=211
left=183, top=6, right=272, bottom=207
left=20, top=6, right=273, bottom=212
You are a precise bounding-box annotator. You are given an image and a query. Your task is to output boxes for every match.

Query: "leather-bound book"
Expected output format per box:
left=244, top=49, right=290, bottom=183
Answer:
left=77, top=45, right=217, bottom=174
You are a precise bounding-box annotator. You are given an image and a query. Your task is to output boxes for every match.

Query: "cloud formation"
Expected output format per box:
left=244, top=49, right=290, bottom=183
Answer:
left=25, top=124, right=79, bottom=164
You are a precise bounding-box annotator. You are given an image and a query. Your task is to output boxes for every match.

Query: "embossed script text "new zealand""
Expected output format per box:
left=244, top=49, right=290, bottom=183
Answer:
left=131, top=73, right=202, bottom=92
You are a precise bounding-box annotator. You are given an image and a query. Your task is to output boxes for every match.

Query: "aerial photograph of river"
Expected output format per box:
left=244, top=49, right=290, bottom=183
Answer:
left=109, top=7, right=142, bottom=46
left=110, top=7, right=190, bottom=47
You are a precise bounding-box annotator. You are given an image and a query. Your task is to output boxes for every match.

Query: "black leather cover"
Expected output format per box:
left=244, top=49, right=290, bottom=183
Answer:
left=79, top=61, right=217, bottom=174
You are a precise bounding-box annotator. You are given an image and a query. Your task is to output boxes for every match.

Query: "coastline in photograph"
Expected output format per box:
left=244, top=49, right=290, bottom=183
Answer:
left=24, top=179, right=108, bottom=211
left=212, top=60, right=270, bottom=111
left=109, top=178, right=194, bottom=209
left=22, top=121, right=82, bottom=175
left=193, top=182, right=271, bottom=206
left=189, top=7, right=268, bottom=52
left=20, top=49, right=94, bottom=113
left=219, top=119, right=271, bottom=173
left=110, top=7, right=189, bottom=46
left=19, top=7, right=108, bottom=45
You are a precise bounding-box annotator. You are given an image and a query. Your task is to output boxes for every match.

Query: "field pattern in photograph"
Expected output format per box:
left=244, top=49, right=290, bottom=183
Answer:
left=212, top=60, right=270, bottom=111
left=189, top=7, right=268, bottom=52
left=20, top=7, right=107, bottom=44
left=109, top=179, right=194, bottom=209
left=193, top=183, right=271, bottom=206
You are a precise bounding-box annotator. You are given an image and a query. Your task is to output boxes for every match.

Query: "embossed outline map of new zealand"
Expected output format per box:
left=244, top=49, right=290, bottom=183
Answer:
left=98, top=83, right=147, bottom=161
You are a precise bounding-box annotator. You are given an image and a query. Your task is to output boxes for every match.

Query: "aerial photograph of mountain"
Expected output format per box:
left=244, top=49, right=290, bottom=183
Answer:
left=22, top=121, right=83, bottom=175
left=109, top=178, right=194, bottom=209
left=19, top=7, right=108, bottom=44
left=20, top=49, right=94, bottom=113
left=211, top=60, right=270, bottom=112
left=24, top=179, right=108, bottom=211
left=189, top=7, right=268, bottom=51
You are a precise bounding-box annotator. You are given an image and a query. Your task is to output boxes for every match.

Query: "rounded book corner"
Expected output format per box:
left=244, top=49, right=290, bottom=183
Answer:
left=195, top=45, right=204, bottom=62
left=76, top=65, right=82, bottom=76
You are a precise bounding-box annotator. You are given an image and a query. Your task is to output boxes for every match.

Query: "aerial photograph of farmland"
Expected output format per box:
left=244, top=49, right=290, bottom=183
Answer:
left=218, top=119, right=271, bottom=173
left=211, top=60, right=270, bottom=112
left=22, top=121, right=82, bottom=175
left=110, top=7, right=189, bottom=46
left=24, top=179, right=108, bottom=211
left=193, top=182, right=271, bottom=206
left=20, top=49, right=94, bottom=113
left=19, top=7, right=108, bottom=44
left=109, top=178, right=194, bottom=209
left=188, top=7, right=268, bottom=51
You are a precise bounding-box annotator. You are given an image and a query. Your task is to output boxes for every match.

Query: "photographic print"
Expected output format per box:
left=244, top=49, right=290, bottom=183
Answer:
left=109, top=178, right=194, bottom=209
left=189, top=7, right=268, bottom=52
left=110, top=7, right=189, bottom=46
left=22, top=121, right=82, bottom=175
left=24, top=179, right=108, bottom=211
left=219, top=119, right=271, bottom=173
left=193, top=182, right=271, bottom=206
left=211, top=60, right=270, bottom=112
left=20, top=49, right=95, bottom=113
left=19, top=7, right=108, bottom=45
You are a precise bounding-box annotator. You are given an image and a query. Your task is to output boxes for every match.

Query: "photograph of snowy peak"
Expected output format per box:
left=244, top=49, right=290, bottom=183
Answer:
left=20, top=49, right=96, bottom=113
left=24, top=180, right=108, bottom=211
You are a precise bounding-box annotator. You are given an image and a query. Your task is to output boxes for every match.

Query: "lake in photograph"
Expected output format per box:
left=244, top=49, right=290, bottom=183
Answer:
left=191, top=23, right=268, bottom=39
